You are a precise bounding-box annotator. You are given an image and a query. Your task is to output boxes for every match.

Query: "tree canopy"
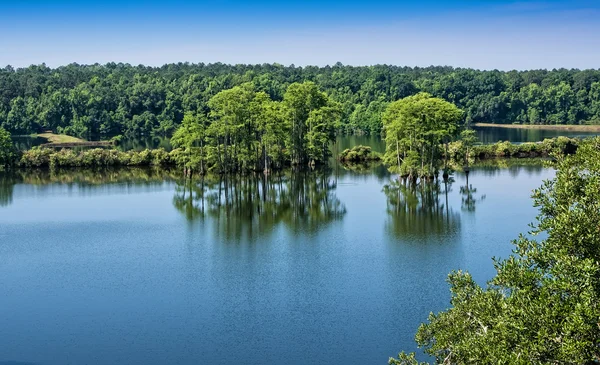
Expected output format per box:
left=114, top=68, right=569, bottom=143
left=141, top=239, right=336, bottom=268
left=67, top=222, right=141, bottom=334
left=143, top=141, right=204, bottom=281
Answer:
left=0, top=127, right=15, bottom=166
left=170, top=81, right=340, bottom=173
left=391, top=137, right=600, bottom=364
left=1, top=63, right=600, bottom=138
left=382, top=93, right=463, bottom=180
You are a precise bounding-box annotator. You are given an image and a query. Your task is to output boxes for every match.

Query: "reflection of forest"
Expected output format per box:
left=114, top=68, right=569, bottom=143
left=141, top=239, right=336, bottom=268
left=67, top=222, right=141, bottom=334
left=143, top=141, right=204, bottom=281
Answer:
left=383, top=179, right=461, bottom=238
left=0, top=172, right=16, bottom=207
left=0, top=167, right=180, bottom=207
left=460, top=173, right=486, bottom=212
left=0, top=168, right=347, bottom=240
left=173, top=170, right=346, bottom=239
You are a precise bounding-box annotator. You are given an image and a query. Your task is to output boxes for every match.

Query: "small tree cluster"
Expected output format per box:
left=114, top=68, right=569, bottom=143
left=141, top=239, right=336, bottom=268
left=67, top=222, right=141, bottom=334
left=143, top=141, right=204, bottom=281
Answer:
left=171, top=81, right=341, bottom=174
left=0, top=127, right=16, bottom=167
left=382, top=93, right=463, bottom=182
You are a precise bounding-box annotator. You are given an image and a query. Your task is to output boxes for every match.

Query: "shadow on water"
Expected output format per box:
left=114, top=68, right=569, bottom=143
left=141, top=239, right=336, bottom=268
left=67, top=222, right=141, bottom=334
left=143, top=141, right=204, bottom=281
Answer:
left=173, top=169, right=347, bottom=241
left=383, top=179, right=462, bottom=239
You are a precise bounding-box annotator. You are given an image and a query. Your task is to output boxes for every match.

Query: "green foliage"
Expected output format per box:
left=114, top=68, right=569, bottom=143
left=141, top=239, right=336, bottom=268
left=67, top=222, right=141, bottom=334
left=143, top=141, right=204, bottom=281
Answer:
left=169, top=81, right=339, bottom=173
left=284, top=81, right=341, bottom=165
left=18, top=147, right=174, bottom=168
left=2, top=64, right=600, bottom=139
left=447, top=137, right=580, bottom=162
left=338, top=145, right=381, bottom=162
left=382, top=93, right=463, bottom=180
left=392, top=137, right=600, bottom=364
left=0, top=127, right=16, bottom=166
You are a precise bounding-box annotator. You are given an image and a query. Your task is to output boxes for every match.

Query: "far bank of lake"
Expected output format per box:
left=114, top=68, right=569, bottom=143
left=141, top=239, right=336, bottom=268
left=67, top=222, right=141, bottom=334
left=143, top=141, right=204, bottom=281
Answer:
left=473, top=124, right=600, bottom=144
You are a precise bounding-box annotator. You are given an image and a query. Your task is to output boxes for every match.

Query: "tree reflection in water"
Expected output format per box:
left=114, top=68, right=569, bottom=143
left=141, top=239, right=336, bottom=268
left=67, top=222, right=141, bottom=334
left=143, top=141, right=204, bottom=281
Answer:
left=460, top=173, right=486, bottom=212
left=0, top=167, right=180, bottom=207
left=0, top=172, right=16, bottom=207
left=383, top=178, right=461, bottom=238
left=173, top=169, right=347, bottom=240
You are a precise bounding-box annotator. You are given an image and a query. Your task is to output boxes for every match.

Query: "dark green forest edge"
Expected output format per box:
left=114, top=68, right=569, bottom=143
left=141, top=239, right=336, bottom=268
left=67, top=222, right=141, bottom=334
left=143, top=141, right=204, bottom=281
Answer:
left=2, top=63, right=600, bottom=138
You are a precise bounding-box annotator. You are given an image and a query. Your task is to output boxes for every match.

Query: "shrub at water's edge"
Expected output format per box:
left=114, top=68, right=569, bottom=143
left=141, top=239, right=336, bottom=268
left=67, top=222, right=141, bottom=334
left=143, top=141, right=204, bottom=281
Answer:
left=9, top=136, right=580, bottom=171
left=18, top=148, right=175, bottom=168
left=338, top=145, right=381, bottom=162
left=447, top=136, right=579, bottom=162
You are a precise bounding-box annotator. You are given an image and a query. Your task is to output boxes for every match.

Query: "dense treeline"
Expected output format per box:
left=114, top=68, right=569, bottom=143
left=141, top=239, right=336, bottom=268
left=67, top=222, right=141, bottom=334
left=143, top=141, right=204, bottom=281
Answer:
left=2, top=63, right=600, bottom=138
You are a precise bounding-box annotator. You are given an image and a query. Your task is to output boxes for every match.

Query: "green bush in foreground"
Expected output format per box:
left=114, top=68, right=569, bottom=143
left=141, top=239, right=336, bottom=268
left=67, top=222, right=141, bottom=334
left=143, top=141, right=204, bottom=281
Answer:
left=391, top=137, right=600, bottom=364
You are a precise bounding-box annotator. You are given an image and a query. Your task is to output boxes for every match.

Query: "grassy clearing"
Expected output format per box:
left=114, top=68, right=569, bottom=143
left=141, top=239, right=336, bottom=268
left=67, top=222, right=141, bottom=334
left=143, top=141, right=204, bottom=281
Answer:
left=34, top=132, right=86, bottom=144
left=474, top=123, right=600, bottom=132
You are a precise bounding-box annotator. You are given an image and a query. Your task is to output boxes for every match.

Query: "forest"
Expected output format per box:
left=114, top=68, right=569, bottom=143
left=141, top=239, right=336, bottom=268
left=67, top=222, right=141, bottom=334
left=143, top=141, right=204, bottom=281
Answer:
left=1, top=63, right=600, bottom=138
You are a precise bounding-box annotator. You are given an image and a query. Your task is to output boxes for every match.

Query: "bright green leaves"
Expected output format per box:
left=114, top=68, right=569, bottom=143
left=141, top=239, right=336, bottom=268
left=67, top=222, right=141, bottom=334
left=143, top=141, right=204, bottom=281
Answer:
left=382, top=93, right=463, bottom=180
left=0, top=127, right=15, bottom=167
left=284, top=81, right=340, bottom=165
left=170, top=81, right=339, bottom=173
left=170, top=112, right=208, bottom=173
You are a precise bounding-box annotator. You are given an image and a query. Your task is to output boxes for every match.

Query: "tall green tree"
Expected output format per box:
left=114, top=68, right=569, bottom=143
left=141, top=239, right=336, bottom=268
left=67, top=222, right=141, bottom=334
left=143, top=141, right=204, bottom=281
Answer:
left=283, top=81, right=340, bottom=165
left=171, top=112, right=208, bottom=174
left=382, top=93, right=463, bottom=181
left=0, top=127, right=15, bottom=166
left=207, top=82, right=272, bottom=172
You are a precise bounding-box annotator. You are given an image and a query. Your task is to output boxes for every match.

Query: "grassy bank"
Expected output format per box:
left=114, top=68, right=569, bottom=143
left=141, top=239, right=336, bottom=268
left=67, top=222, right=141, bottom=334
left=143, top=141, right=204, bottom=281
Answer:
left=474, top=123, right=600, bottom=132
left=34, top=132, right=86, bottom=144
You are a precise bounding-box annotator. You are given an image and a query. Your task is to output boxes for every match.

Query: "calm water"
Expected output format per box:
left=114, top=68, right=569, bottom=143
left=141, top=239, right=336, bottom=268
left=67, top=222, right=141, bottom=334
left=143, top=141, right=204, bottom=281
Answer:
left=473, top=126, right=600, bottom=143
left=0, top=150, right=553, bottom=364
left=14, top=125, right=599, bottom=152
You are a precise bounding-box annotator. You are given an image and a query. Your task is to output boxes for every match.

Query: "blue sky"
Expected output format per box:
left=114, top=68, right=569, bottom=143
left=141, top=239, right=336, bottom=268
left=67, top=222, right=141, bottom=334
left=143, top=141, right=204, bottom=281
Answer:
left=1, top=0, right=599, bottom=70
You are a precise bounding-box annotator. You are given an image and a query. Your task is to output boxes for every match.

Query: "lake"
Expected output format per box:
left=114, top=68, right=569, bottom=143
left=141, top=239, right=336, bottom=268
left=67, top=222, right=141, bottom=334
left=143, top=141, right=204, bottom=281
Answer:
left=13, top=125, right=600, bottom=152
left=473, top=125, right=600, bottom=143
left=0, top=145, right=553, bottom=364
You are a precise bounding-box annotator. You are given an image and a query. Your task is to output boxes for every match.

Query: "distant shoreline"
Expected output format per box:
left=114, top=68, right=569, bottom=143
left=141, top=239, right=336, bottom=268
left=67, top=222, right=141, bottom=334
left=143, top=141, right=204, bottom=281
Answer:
left=474, top=123, right=600, bottom=132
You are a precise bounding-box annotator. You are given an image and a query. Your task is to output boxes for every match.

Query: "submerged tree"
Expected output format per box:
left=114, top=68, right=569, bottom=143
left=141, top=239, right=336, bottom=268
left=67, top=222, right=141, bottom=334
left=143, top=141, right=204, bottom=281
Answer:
left=169, top=82, right=339, bottom=174
left=0, top=126, right=15, bottom=167
left=382, top=93, right=463, bottom=182
left=390, top=137, right=600, bottom=364
left=170, top=112, right=208, bottom=175
left=284, top=81, right=341, bottom=166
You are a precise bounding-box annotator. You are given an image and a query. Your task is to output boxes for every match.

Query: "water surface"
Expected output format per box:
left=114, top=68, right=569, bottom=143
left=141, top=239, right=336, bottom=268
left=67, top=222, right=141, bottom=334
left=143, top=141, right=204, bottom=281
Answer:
left=473, top=125, right=599, bottom=143
left=0, top=158, right=553, bottom=365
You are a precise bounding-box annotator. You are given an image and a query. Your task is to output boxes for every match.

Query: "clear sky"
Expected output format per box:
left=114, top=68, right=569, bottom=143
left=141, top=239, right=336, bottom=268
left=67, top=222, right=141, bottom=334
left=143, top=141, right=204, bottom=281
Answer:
left=1, top=0, right=599, bottom=70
